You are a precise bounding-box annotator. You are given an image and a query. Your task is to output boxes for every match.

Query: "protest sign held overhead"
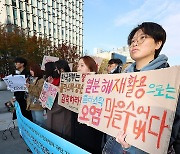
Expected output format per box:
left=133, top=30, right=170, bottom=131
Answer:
left=39, top=81, right=59, bottom=110
left=78, top=66, right=180, bottom=154
left=41, top=55, right=59, bottom=70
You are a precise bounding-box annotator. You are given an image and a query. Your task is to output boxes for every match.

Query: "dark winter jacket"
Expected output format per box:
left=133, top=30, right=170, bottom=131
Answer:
left=13, top=69, right=32, bottom=121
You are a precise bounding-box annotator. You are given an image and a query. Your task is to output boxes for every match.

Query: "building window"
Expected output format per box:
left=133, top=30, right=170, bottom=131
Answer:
left=31, top=0, right=35, bottom=6
left=53, top=28, right=56, bottom=36
left=52, top=16, right=55, bottom=23
left=43, top=12, right=46, bottom=19
left=6, top=0, right=10, bottom=4
left=27, top=20, right=30, bottom=27
left=43, top=20, right=46, bottom=26
left=7, top=15, right=11, bottom=24
left=19, top=1, right=23, bottom=10
left=58, top=29, right=60, bottom=37
left=33, top=16, right=36, bottom=23
left=6, top=6, right=10, bottom=16
left=48, top=14, right=51, bottom=21
left=38, top=19, right=42, bottom=31
left=32, top=7, right=36, bottom=14
left=20, top=11, right=24, bottom=20
left=49, top=28, right=51, bottom=36
left=12, top=0, right=16, bottom=7
left=44, top=26, right=47, bottom=34
left=13, top=8, right=17, bottom=19
left=14, top=18, right=18, bottom=25
left=33, top=23, right=36, bottom=30
left=37, top=9, right=40, bottom=16
left=52, top=1, right=55, bottom=8
left=37, top=1, right=41, bottom=8
left=48, top=22, right=51, bottom=29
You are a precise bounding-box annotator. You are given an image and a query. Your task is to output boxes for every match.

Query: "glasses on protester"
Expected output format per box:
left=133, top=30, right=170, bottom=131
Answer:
left=129, top=34, right=151, bottom=47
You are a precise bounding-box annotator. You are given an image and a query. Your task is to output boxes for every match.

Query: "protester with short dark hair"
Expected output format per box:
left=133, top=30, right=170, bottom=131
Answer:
left=102, top=22, right=180, bottom=154
left=44, top=62, right=60, bottom=85
left=45, top=60, right=72, bottom=141
left=13, top=57, right=32, bottom=121
left=102, top=58, right=124, bottom=149
left=107, top=58, right=123, bottom=74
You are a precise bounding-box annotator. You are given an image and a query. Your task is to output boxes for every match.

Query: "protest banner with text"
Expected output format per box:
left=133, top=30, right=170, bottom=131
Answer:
left=78, top=66, right=180, bottom=154
left=15, top=101, right=90, bottom=154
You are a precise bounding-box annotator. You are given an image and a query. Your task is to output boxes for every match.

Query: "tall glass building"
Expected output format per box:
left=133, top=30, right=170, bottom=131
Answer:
left=0, top=0, right=83, bottom=54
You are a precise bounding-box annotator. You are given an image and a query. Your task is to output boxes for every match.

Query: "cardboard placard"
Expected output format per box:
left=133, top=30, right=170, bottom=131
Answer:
left=39, top=81, right=59, bottom=110
left=78, top=66, right=180, bottom=154
left=3, top=75, right=27, bottom=92
left=41, top=56, right=59, bottom=70
left=58, top=72, right=94, bottom=113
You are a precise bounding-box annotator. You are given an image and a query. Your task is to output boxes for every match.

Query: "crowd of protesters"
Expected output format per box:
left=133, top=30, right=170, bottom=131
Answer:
left=7, top=22, right=180, bottom=154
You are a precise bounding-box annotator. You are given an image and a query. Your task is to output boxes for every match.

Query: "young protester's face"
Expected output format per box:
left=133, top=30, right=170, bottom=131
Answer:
left=77, top=59, right=90, bottom=73
left=129, top=29, right=161, bottom=62
left=15, top=62, right=24, bottom=71
left=107, top=63, right=118, bottom=73
left=30, top=69, right=34, bottom=77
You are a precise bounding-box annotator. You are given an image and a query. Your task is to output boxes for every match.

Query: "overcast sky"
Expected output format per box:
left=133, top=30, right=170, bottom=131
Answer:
left=83, top=0, right=180, bottom=66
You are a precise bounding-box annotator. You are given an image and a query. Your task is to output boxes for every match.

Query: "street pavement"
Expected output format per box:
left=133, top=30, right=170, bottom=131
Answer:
left=0, top=90, right=29, bottom=154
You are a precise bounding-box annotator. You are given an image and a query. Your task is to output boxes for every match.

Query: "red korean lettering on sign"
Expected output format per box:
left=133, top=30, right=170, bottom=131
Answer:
left=103, top=98, right=136, bottom=130
left=61, top=94, right=81, bottom=106
left=103, top=98, right=169, bottom=147
left=48, top=85, right=57, bottom=97
left=39, top=89, right=47, bottom=103
left=148, top=110, right=169, bottom=148
left=132, top=106, right=150, bottom=142
left=126, top=75, right=146, bottom=99
left=101, top=79, right=114, bottom=94
left=79, top=105, right=102, bottom=126
left=85, top=78, right=100, bottom=93
left=112, top=78, right=127, bottom=94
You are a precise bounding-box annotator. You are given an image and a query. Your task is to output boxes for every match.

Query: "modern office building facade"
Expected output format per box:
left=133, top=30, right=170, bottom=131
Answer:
left=0, top=0, right=83, bottom=54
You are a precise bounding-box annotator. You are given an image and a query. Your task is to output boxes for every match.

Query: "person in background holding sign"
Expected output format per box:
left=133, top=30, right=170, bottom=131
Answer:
left=44, top=61, right=60, bottom=86
left=13, top=57, right=32, bottom=121
left=45, top=60, right=72, bottom=141
left=107, top=59, right=123, bottom=74
left=102, top=22, right=180, bottom=154
left=26, top=64, right=45, bottom=128
left=72, top=56, right=103, bottom=154
left=102, top=58, right=124, bottom=148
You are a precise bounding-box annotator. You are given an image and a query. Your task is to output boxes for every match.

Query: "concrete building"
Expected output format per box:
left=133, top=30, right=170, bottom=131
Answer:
left=0, top=0, right=83, bottom=54
left=95, top=46, right=134, bottom=63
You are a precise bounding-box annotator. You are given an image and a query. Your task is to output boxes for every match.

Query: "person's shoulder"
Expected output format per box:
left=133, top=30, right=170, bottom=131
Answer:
left=37, top=78, right=45, bottom=84
left=21, top=69, right=30, bottom=76
left=123, top=63, right=135, bottom=73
